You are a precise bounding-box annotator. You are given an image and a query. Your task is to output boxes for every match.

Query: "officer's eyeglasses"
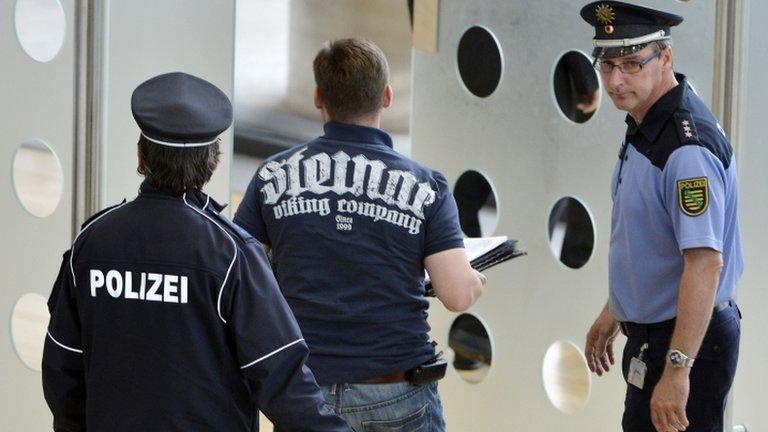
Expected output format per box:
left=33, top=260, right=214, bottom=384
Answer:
left=594, top=50, right=661, bottom=75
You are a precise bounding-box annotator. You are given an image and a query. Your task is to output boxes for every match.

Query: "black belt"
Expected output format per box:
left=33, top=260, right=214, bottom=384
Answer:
left=357, top=358, right=448, bottom=386
left=619, top=300, right=735, bottom=338
left=358, top=371, right=407, bottom=384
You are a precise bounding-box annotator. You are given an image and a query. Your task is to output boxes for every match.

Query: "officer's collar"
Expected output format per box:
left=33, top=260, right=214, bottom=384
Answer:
left=625, top=73, right=688, bottom=142
left=321, top=121, right=394, bottom=148
left=139, top=180, right=227, bottom=213
left=139, top=180, right=180, bottom=197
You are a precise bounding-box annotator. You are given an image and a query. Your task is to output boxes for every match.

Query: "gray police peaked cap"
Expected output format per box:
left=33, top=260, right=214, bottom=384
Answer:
left=131, top=72, right=233, bottom=147
left=581, top=1, right=683, bottom=59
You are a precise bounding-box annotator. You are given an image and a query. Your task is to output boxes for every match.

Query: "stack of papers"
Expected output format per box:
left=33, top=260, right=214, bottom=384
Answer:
left=425, top=236, right=526, bottom=297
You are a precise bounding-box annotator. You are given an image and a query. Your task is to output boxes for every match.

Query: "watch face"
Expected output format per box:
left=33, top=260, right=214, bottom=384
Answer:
left=669, top=351, right=682, bottom=364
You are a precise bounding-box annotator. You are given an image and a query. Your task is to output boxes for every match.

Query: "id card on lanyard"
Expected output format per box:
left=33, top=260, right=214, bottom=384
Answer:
left=628, top=342, right=649, bottom=390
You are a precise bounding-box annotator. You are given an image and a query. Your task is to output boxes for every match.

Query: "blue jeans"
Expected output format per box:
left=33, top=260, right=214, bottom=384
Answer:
left=319, top=382, right=445, bottom=432
left=621, top=302, right=741, bottom=431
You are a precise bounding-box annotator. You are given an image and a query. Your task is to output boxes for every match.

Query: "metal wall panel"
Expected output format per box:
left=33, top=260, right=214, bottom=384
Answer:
left=0, top=0, right=75, bottom=429
left=411, top=1, right=716, bottom=430
left=1, top=1, right=234, bottom=429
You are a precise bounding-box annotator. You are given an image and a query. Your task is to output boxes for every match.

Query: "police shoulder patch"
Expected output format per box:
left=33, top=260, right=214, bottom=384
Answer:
left=674, top=112, right=699, bottom=143
left=677, top=177, right=708, bottom=216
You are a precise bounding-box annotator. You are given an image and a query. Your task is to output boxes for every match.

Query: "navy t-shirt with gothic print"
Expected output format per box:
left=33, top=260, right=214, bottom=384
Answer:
left=234, top=122, right=464, bottom=385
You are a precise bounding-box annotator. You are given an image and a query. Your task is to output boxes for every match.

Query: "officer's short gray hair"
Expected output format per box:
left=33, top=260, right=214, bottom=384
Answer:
left=137, top=135, right=221, bottom=195
left=655, top=39, right=673, bottom=52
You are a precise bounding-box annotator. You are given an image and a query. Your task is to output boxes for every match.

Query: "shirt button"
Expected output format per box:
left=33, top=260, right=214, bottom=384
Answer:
left=618, top=178, right=622, bottom=184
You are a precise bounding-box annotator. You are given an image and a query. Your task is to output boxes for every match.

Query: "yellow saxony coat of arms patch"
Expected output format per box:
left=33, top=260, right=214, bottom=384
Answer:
left=677, top=177, right=709, bottom=216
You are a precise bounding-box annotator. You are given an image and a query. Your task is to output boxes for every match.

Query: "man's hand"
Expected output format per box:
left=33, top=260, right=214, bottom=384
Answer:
left=651, top=369, right=690, bottom=432
left=585, top=304, right=620, bottom=376
left=649, top=247, right=720, bottom=430
left=577, top=89, right=601, bottom=114
left=425, top=248, right=484, bottom=312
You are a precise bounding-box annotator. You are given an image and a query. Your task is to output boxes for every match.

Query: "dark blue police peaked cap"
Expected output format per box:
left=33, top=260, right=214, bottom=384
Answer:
left=131, top=72, right=232, bottom=147
left=581, top=1, right=683, bottom=59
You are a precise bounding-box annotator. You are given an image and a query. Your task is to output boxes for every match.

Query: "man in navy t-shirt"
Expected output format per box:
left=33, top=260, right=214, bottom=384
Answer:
left=235, top=38, right=485, bottom=431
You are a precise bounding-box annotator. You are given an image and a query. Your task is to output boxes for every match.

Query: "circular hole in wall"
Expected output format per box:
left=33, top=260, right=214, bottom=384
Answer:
left=11, top=293, right=50, bottom=371
left=448, top=313, right=493, bottom=384
left=552, top=50, right=601, bottom=123
left=548, top=197, right=594, bottom=269
left=12, top=139, right=64, bottom=217
left=454, top=170, right=498, bottom=237
left=542, top=340, right=591, bottom=414
left=14, top=0, right=66, bottom=62
left=457, top=26, right=503, bottom=98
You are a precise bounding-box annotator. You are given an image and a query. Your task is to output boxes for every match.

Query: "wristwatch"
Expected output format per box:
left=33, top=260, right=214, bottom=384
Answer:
left=666, top=349, right=695, bottom=368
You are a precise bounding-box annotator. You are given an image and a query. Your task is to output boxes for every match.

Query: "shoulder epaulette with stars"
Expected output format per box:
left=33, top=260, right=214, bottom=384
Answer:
left=673, top=111, right=699, bottom=143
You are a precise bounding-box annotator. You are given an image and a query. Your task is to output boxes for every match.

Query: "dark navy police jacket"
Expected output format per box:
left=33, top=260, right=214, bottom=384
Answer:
left=42, top=182, right=351, bottom=432
left=234, top=122, right=465, bottom=385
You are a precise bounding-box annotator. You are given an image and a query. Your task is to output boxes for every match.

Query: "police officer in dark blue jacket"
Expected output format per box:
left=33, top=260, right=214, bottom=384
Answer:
left=42, top=72, right=352, bottom=432
left=580, top=3, right=743, bottom=432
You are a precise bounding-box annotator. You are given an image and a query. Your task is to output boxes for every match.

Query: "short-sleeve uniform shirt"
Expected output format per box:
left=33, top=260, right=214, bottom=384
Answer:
left=609, top=74, right=744, bottom=324
left=235, top=122, right=464, bottom=385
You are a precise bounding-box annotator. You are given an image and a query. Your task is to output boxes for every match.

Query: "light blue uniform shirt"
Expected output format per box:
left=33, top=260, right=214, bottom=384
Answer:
left=609, top=74, right=743, bottom=324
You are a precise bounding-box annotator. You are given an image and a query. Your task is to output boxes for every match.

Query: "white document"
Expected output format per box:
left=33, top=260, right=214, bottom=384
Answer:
left=424, top=236, right=508, bottom=283
left=462, top=236, right=509, bottom=262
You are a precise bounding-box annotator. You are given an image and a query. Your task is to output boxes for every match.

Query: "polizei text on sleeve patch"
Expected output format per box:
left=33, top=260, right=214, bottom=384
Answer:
left=677, top=177, right=709, bottom=216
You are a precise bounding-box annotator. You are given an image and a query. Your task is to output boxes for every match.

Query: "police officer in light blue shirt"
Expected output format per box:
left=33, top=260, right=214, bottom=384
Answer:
left=580, top=2, right=744, bottom=432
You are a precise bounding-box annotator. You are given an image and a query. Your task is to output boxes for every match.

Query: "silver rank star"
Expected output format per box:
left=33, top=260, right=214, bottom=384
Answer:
left=682, top=120, right=693, bottom=138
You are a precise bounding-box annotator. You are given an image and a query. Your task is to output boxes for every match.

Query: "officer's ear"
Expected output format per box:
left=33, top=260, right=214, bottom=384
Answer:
left=137, top=148, right=146, bottom=176
left=382, top=85, right=393, bottom=109
left=661, top=46, right=674, bottom=71
left=314, top=87, right=331, bottom=122
left=314, top=87, right=324, bottom=110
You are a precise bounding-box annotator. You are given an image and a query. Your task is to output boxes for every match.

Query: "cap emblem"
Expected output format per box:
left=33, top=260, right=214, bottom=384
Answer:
left=596, top=4, right=615, bottom=25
